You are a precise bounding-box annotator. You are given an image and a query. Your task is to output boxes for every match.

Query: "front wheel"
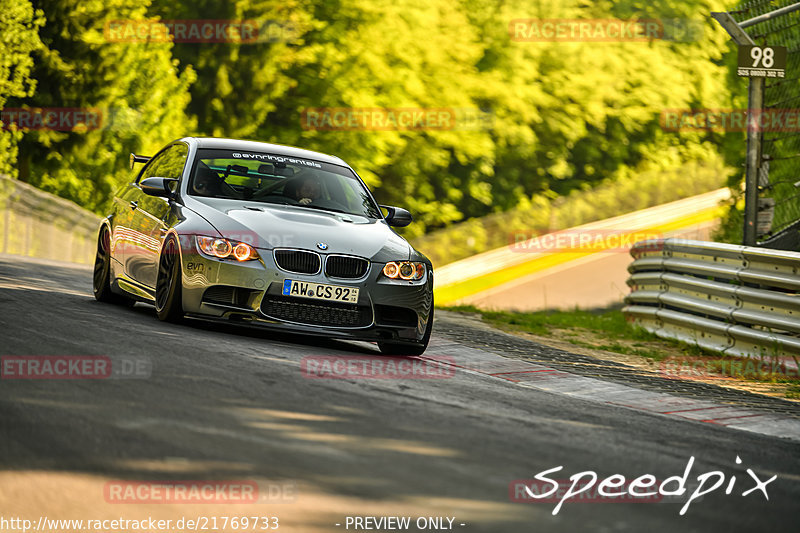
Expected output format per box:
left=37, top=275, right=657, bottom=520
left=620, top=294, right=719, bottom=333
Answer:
left=155, top=235, right=184, bottom=322
left=93, top=225, right=134, bottom=306
left=378, top=306, right=434, bottom=356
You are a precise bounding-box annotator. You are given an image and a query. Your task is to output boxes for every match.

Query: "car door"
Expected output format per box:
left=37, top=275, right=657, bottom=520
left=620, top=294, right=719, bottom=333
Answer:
left=124, top=143, right=189, bottom=289
left=109, top=181, right=140, bottom=277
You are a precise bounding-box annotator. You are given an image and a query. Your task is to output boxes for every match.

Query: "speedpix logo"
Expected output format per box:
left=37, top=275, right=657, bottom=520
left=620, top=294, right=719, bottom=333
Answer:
left=513, top=456, right=776, bottom=516
left=231, top=152, right=321, bottom=168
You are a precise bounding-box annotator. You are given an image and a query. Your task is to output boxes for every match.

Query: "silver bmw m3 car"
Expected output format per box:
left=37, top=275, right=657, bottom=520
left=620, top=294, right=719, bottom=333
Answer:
left=93, top=137, right=434, bottom=355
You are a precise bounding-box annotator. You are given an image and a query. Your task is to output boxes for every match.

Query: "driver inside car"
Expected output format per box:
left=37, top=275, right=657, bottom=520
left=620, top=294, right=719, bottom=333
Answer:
left=288, top=177, right=322, bottom=205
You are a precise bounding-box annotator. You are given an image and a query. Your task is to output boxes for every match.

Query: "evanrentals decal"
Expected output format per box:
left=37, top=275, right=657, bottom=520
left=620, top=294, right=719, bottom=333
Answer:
left=231, top=152, right=322, bottom=168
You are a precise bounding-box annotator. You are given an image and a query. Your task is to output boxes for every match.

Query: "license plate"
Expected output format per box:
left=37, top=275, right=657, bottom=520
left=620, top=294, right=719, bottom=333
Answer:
left=282, top=279, right=359, bottom=303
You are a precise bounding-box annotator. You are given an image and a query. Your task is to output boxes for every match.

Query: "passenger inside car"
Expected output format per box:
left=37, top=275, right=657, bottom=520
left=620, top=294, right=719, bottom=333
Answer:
left=192, top=164, right=224, bottom=196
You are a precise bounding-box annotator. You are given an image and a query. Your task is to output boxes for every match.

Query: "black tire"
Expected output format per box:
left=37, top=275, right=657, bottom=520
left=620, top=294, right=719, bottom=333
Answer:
left=378, top=305, right=434, bottom=356
left=155, top=235, right=184, bottom=322
left=93, top=225, right=134, bottom=306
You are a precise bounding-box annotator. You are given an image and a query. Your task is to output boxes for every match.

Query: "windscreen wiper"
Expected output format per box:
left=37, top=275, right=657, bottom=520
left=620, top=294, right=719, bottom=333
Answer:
left=296, top=204, right=350, bottom=215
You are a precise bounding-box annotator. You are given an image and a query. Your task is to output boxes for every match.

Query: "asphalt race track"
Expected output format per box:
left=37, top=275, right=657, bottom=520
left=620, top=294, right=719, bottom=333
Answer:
left=1, top=254, right=798, bottom=532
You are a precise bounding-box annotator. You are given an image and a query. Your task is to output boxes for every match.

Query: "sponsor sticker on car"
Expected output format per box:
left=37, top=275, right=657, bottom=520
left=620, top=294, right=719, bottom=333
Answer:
left=282, top=279, right=359, bottom=303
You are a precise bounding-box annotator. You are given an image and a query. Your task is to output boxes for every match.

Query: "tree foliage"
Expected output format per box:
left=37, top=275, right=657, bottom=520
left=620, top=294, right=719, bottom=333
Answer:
left=3, top=0, right=744, bottom=237
left=0, top=0, right=43, bottom=177
left=9, top=0, right=195, bottom=212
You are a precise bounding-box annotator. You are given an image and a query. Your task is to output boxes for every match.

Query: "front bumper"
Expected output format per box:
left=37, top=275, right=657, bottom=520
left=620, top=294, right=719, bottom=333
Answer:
left=179, top=245, right=433, bottom=344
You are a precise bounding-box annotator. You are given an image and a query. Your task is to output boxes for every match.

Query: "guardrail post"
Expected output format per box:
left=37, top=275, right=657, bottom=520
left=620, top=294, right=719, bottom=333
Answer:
left=744, top=77, right=764, bottom=246
left=710, top=12, right=762, bottom=246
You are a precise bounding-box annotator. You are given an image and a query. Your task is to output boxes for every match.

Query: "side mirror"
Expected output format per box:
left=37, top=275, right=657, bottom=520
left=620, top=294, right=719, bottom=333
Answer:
left=381, top=205, right=413, bottom=227
left=140, top=177, right=178, bottom=199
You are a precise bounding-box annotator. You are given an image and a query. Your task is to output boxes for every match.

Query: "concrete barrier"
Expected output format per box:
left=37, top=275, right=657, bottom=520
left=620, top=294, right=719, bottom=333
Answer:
left=0, top=175, right=100, bottom=265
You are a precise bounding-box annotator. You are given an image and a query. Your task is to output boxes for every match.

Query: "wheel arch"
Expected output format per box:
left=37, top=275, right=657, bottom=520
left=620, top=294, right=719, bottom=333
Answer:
left=96, top=216, right=113, bottom=243
left=160, top=228, right=190, bottom=293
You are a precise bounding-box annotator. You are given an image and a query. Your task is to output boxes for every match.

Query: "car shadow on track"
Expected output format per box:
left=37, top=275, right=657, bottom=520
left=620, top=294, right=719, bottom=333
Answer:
left=126, top=301, right=382, bottom=356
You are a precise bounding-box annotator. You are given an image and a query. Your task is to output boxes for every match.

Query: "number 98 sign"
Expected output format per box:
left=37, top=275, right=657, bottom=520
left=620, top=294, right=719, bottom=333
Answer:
left=738, top=45, right=787, bottom=78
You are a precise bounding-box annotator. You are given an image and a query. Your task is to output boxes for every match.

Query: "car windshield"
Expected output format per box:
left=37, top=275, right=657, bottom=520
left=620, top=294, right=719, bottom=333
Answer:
left=188, top=148, right=382, bottom=219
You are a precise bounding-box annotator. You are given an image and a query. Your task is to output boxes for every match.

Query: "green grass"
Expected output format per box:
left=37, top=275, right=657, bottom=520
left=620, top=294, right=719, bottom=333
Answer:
left=444, top=305, right=665, bottom=355
left=787, top=384, right=800, bottom=399
left=442, top=305, right=715, bottom=361
left=596, top=343, right=666, bottom=359
left=445, top=305, right=629, bottom=335
left=441, top=305, right=800, bottom=399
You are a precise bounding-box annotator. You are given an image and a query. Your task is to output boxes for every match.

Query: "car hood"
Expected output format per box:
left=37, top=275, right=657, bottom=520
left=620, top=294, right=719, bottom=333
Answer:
left=185, top=197, right=412, bottom=261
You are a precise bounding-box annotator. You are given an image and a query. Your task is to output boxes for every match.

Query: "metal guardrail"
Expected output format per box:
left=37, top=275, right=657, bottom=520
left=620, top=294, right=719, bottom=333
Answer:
left=623, top=238, right=800, bottom=357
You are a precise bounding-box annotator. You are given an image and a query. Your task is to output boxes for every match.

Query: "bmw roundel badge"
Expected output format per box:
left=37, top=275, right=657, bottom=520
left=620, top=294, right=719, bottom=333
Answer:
left=316, top=242, right=328, bottom=250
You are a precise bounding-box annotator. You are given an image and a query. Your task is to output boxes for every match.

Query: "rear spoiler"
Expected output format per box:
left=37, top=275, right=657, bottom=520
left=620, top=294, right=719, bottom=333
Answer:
left=129, top=153, right=151, bottom=169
